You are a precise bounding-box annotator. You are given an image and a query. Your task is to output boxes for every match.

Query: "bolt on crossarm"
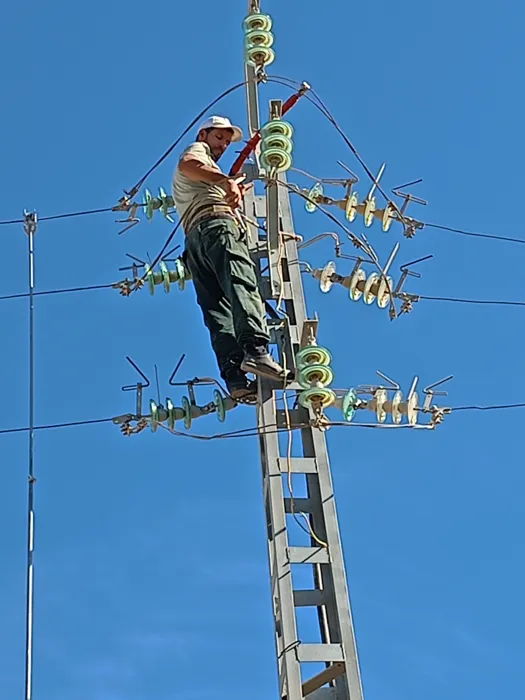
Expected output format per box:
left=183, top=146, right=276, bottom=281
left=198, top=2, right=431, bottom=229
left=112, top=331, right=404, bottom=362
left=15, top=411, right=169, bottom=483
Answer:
left=241, top=4, right=365, bottom=700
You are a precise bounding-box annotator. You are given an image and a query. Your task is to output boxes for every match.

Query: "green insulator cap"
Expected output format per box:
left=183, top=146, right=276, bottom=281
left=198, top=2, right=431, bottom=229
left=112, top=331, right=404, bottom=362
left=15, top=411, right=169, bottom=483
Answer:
left=150, top=399, right=159, bottom=432
left=261, top=120, right=294, bottom=138
left=298, top=387, right=336, bottom=410
left=296, top=345, right=332, bottom=369
left=246, top=45, right=275, bottom=67
left=182, top=396, right=192, bottom=430
left=305, top=183, right=324, bottom=213
left=298, top=363, right=334, bottom=390
left=159, top=260, right=171, bottom=293
left=214, top=390, right=226, bottom=423
left=260, top=147, right=292, bottom=173
left=261, top=133, right=293, bottom=154
left=245, top=28, right=274, bottom=50
left=243, top=12, right=272, bottom=33
left=143, top=189, right=155, bottom=220
left=175, top=257, right=187, bottom=290
left=145, top=265, right=156, bottom=295
left=342, top=389, right=358, bottom=422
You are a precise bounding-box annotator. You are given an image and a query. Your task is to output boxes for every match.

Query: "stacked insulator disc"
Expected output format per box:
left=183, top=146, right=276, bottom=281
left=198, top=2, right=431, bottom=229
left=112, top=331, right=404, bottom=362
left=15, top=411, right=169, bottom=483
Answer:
left=243, top=13, right=275, bottom=68
left=341, top=388, right=419, bottom=425
left=305, top=182, right=324, bottom=212
left=345, top=191, right=396, bottom=231
left=149, top=398, right=183, bottom=433
left=312, top=261, right=393, bottom=310
left=260, top=118, right=294, bottom=173
left=145, top=257, right=190, bottom=295
left=348, top=268, right=393, bottom=309
left=143, top=187, right=176, bottom=222
left=149, top=390, right=233, bottom=432
left=296, top=345, right=336, bottom=410
left=315, top=261, right=337, bottom=293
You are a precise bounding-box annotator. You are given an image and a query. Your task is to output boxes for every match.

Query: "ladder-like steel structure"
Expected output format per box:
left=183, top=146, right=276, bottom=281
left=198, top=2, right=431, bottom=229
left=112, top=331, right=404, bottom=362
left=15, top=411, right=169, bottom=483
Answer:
left=241, top=4, right=365, bottom=700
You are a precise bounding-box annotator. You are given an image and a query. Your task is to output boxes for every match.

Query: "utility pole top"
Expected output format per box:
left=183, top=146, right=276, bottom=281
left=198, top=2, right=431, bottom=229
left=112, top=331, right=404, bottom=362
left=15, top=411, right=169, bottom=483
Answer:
left=23, top=210, right=37, bottom=236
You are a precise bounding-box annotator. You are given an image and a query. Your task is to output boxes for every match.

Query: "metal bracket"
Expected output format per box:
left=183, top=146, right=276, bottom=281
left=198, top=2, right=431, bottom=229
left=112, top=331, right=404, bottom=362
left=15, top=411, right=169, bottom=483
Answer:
left=391, top=178, right=427, bottom=238
left=121, top=356, right=151, bottom=419
left=422, top=375, right=453, bottom=411
left=300, top=318, right=320, bottom=349
left=168, top=354, right=227, bottom=406
left=394, top=253, right=433, bottom=298
left=269, top=99, right=283, bottom=121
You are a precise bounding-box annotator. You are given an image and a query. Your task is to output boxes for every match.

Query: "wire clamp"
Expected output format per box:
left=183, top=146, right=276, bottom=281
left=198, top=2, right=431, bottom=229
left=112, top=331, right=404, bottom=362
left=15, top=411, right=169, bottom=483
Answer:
left=23, top=210, right=38, bottom=236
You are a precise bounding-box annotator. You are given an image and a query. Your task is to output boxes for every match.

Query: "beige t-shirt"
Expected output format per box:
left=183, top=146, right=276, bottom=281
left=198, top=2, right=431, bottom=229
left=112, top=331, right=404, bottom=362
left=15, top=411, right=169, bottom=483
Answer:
left=172, top=141, right=233, bottom=233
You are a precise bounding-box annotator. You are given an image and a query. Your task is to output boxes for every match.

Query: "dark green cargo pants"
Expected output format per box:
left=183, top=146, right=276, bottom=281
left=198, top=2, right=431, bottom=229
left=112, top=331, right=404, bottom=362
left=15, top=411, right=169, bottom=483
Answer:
left=185, top=216, right=270, bottom=379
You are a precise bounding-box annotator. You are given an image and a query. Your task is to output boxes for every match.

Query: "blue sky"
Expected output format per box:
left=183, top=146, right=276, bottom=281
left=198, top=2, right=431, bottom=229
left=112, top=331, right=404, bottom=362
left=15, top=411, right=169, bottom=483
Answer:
left=1, top=1, right=524, bottom=698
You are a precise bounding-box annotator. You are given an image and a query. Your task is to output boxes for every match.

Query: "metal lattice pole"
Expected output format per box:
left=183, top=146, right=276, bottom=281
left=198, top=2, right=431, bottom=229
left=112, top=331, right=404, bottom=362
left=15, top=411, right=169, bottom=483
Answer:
left=242, top=6, right=365, bottom=700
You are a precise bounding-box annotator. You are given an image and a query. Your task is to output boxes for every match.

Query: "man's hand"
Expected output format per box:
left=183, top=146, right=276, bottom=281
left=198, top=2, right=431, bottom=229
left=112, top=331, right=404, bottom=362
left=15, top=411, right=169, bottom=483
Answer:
left=223, top=178, right=244, bottom=209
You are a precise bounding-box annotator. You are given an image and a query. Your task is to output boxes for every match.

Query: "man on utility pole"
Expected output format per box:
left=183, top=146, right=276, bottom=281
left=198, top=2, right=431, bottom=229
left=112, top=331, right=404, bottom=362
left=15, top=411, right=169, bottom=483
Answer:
left=172, top=115, right=290, bottom=403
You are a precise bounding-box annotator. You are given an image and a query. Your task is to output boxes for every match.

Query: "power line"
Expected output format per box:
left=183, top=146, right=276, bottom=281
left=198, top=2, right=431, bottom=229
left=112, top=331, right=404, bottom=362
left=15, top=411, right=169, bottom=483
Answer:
left=268, top=75, right=395, bottom=208
left=425, top=222, right=525, bottom=245
left=275, top=178, right=398, bottom=318
left=125, top=80, right=252, bottom=198
left=289, top=164, right=525, bottom=247
left=2, top=269, right=525, bottom=313
left=2, top=398, right=525, bottom=439
left=0, top=283, right=117, bottom=302
left=1, top=75, right=523, bottom=257
left=0, top=417, right=116, bottom=435
left=414, top=294, right=525, bottom=307
left=0, top=206, right=114, bottom=228
left=272, top=77, right=525, bottom=248
left=0, top=81, right=259, bottom=229
left=131, top=220, right=182, bottom=292
left=451, top=402, right=525, bottom=412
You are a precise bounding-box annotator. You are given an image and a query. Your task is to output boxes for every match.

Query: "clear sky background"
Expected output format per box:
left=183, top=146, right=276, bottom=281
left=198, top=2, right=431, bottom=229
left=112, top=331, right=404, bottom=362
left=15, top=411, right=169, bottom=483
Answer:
left=1, top=1, right=524, bottom=699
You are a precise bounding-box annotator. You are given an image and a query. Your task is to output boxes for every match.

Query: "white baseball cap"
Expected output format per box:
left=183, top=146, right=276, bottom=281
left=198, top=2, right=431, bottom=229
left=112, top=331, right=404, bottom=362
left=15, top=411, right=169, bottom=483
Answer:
left=198, top=115, right=244, bottom=142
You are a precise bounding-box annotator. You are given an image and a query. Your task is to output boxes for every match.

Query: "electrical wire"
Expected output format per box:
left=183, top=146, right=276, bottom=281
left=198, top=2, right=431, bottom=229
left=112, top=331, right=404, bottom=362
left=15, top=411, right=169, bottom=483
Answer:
left=0, top=207, right=114, bottom=228
left=424, top=222, right=525, bottom=245
left=450, top=402, right=525, bottom=412
left=130, top=220, right=183, bottom=292
left=282, top=381, right=329, bottom=548
left=270, top=226, right=329, bottom=548
left=0, top=417, right=116, bottom=435
left=160, top=422, right=305, bottom=441
left=3, top=399, right=525, bottom=439
left=124, top=80, right=250, bottom=198
left=2, top=266, right=525, bottom=314
left=268, top=76, right=392, bottom=203
left=0, top=282, right=117, bottom=302
left=290, top=162, right=525, bottom=247
left=272, top=76, right=525, bottom=249
left=1, top=74, right=522, bottom=255
left=0, top=78, right=268, bottom=229
left=413, top=294, right=525, bottom=307
left=275, top=178, right=398, bottom=318
left=134, top=75, right=305, bottom=290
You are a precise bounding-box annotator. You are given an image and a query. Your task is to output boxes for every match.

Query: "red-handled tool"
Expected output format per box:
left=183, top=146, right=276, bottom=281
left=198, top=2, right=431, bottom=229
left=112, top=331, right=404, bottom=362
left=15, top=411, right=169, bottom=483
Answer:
left=229, top=82, right=310, bottom=176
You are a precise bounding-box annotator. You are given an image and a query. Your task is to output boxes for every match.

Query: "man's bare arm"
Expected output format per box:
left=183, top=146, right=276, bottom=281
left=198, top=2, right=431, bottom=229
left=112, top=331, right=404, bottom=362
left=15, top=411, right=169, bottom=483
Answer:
left=179, top=155, right=245, bottom=208
left=178, top=155, right=231, bottom=185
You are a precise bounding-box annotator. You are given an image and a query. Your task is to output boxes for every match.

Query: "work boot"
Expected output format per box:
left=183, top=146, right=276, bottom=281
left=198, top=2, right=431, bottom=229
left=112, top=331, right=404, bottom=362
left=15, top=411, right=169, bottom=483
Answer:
left=225, top=371, right=258, bottom=404
left=241, top=347, right=293, bottom=384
